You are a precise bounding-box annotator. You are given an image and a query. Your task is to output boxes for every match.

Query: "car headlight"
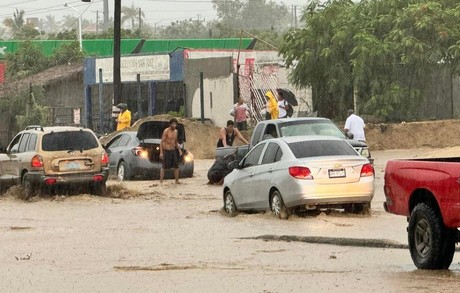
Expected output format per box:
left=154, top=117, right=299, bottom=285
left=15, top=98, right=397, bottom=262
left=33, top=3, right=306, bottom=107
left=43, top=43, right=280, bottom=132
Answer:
left=183, top=152, right=194, bottom=162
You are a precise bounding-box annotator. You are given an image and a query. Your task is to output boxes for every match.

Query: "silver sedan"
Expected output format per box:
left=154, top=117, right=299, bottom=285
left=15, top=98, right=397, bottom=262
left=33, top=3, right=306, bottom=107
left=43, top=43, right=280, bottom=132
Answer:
left=223, top=136, right=374, bottom=218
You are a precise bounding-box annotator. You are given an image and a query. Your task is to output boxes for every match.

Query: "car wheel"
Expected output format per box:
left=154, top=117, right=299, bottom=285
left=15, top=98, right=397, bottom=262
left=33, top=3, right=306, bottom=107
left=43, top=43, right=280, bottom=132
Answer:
left=20, top=174, right=34, bottom=200
left=408, top=203, right=455, bottom=269
left=224, top=190, right=237, bottom=216
left=91, top=182, right=107, bottom=196
left=271, top=190, right=290, bottom=220
left=117, top=161, right=131, bottom=181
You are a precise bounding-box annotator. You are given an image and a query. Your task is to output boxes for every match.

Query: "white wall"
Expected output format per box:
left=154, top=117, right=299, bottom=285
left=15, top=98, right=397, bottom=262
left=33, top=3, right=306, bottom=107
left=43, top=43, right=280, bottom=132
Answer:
left=190, top=75, right=235, bottom=127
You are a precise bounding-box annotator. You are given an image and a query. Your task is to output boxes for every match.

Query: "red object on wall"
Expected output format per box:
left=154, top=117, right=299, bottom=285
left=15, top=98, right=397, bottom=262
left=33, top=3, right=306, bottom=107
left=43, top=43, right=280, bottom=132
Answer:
left=0, top=63, right=5, bottom=83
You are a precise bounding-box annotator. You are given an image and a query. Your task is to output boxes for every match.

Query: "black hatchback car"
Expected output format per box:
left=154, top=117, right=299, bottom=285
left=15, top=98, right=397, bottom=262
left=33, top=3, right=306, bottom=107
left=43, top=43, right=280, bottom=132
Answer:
left=102, top=121, right=194, bottom=180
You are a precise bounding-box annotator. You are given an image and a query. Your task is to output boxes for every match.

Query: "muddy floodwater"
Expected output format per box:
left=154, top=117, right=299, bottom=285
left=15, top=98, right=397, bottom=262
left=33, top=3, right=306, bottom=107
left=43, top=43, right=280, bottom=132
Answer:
left=1, top=148, right=459, bottom=292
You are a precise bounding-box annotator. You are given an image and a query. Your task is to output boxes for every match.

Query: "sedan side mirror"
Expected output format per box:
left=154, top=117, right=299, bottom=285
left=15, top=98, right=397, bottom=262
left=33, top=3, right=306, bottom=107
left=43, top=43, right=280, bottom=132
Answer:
left=228, top=160, right=241, bottom=170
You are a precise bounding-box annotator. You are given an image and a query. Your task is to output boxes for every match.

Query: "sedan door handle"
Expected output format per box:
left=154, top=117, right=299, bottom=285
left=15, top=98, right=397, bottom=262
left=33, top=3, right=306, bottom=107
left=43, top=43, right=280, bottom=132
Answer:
left=268, top=168, right=273, bottom=173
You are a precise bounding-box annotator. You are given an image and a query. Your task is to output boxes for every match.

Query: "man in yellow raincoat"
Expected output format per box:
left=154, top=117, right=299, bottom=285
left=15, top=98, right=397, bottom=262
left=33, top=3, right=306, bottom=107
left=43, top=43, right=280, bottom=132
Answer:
left=265, top=90, right=279, bottom=120
left=116, top=103, right=132, bottom=130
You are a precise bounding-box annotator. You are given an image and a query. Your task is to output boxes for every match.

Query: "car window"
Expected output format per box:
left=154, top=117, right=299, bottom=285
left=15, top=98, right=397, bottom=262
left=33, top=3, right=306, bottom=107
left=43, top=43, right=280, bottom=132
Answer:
left=8, top=134, right=22, bottom=154
left=263, top=124, right=278, bottom=140
left=118, top=134, right=132, bottom=147
left=106, top=135, right=123, bottom=149
left=27, top=134, right=37, bottom=151
left=18, top=133, right=30, bottom=153
left=280, top=121, right=346, bottom=139
left=288, top=140, right=358, bottom=158
left=42, top=131, right=99, bottom=151
left=251, top=124, right=264, bottom=146
left=261, top=142, right=282, bottom=164
left=242, top=143, right=265, bottom=168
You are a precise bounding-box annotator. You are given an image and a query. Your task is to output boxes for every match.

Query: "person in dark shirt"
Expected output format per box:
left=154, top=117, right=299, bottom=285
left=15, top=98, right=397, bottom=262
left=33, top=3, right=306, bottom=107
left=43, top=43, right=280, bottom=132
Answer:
left=217, top=120, right=248, bottom=147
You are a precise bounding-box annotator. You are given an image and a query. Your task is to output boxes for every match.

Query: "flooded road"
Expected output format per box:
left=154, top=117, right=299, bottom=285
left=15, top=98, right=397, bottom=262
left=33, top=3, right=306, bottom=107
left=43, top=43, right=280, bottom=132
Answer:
left=1, top=148, right=459, bottom=292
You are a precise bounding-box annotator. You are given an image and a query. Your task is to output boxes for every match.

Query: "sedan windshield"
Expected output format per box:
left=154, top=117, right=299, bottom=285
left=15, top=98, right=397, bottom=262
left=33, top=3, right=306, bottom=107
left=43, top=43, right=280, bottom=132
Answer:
left=288, top=140, right=357, bottom=158
left=280, top=121, right=345, bottom=138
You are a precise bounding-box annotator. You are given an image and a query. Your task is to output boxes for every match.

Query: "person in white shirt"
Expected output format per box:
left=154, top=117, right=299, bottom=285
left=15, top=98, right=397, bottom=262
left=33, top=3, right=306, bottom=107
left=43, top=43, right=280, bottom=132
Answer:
left=277, top=91, right=289, bottom=118
left=344, top=109, right=366, bottom=142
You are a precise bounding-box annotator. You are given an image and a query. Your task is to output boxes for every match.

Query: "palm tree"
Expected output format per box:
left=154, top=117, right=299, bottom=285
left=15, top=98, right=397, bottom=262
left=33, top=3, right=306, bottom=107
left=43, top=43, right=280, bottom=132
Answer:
left=42, top=15, right=60, bottom=34
left=61, top=14, right=78, bottom=31
left=3, top=9, right=25, bottom=34
left=121, top=3, right=144, bottom=29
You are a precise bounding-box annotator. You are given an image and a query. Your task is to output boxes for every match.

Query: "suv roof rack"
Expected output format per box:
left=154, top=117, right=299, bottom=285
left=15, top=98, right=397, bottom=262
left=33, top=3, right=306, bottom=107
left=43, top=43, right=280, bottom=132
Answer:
left=25, top=125, right=44, bottom=131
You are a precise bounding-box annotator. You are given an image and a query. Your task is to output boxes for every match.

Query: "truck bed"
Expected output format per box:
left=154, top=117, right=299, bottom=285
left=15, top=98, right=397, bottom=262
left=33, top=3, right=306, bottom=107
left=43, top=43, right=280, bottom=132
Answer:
left=384, top=158, right=460, bottom=228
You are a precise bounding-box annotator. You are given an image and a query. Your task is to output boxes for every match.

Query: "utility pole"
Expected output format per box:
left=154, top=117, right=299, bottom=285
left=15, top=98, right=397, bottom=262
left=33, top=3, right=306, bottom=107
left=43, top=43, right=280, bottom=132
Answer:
left=96, top=10, right=99, bottom=34
left=138, top=8, right=142, bottom=31
left=103, top=0, right=109, bottom=30
left=114, top=0, right=122, bottom=104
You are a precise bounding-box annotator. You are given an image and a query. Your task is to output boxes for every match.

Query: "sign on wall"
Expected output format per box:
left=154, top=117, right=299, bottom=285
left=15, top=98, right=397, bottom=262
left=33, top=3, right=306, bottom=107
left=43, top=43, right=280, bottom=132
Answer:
left=93, top=55, right=170, bottom=83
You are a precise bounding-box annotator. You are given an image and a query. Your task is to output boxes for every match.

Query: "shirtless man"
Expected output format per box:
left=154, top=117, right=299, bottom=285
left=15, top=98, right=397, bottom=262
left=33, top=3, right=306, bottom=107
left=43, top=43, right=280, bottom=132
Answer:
left=160, top=118, right=183, bottom=184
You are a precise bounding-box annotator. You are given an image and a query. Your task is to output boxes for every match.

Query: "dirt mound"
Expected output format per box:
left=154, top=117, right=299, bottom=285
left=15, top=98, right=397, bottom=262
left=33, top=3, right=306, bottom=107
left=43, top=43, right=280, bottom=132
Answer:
left=100, top=114, right=251, bottom=159
left=365, top=119, right=460, bottom=151
left=100, top=116, right=460, bottom=159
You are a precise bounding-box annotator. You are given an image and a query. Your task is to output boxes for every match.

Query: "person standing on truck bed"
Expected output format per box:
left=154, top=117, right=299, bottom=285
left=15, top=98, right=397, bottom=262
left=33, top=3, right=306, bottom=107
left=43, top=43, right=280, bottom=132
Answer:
left=344, top=109, right=366, bottom=142
left=217, top=120, right=249, bottom=147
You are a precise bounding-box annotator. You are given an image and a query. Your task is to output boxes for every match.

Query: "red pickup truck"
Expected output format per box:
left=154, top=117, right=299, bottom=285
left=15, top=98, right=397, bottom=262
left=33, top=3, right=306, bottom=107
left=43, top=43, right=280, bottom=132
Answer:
left=384, top=158, right=460, bottom=269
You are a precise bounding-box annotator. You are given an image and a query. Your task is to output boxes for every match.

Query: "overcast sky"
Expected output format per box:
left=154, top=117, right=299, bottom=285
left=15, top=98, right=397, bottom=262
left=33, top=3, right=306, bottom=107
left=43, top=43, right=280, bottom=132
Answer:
left=0, top=0, right=309, bottom=28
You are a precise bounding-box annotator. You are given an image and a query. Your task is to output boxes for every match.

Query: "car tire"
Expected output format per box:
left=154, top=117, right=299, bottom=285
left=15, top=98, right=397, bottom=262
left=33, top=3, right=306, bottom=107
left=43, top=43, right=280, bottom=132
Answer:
left=20, top=174, right=34, bottom=200
left=91, top=182, right=107, bottom=196
left=224, top=190, right=237, bottom=216
left=117, top=161, right=131, bottom=181
left=187, top=163, right=194, bottom=177
left=271, top=190, right=290, bottom=220
left=408, top=203, right=455, bottom=269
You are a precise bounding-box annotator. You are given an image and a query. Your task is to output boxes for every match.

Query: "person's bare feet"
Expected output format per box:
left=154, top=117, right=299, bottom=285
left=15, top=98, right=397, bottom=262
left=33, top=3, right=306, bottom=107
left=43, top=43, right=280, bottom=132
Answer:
left=175, top=180, right=181, bottom=184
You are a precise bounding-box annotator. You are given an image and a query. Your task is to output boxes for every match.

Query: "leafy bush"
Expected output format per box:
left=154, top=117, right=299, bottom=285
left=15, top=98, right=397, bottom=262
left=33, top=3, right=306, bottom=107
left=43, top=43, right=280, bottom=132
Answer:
left=50, top=41, right=84, bottom=66
left=5, top=40, right=49, bottom=79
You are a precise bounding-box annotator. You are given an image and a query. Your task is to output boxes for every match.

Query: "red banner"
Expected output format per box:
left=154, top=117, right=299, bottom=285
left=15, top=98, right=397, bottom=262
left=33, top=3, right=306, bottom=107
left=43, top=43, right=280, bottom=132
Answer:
left=0, top=63, right=5, bottom=83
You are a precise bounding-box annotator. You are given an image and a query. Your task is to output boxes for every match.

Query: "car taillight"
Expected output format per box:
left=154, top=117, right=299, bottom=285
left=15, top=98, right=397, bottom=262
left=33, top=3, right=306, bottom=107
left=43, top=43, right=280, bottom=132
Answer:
left=132, top=146, right=148, bottom=158
left=360, top=163, right=374, bottom=177
left=289, top=166, right=313, bottom=179
left=101, top=151, right=109, bottom=165
left=31, top=155, right=43, bottom=168
left=44, top=178, right=57, bottom=185
left=93, top=174, right=104, bottom=182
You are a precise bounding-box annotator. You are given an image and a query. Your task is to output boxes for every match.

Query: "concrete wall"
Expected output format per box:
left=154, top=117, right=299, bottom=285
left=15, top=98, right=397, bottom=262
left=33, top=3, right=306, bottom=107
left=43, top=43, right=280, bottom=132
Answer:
left=183, top=57, right=234, bottom=127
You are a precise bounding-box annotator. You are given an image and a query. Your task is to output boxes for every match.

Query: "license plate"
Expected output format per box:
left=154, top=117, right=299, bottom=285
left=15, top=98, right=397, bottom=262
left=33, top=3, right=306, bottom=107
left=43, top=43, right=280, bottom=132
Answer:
left=60, top=161, right=82, bottom=171
left=328, top=168, right=346, bottom=178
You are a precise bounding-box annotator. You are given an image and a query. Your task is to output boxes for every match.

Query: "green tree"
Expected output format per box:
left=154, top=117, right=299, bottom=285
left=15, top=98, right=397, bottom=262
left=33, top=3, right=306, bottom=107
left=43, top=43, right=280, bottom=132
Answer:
left=5, top=40, right=49, bottom=79
left=50, top=41, right=84, bottom=66
left=279, top=0, right=460, bottom=121
left=212, top=0, right=289, bottom=31
left=157, top=19, right=210, bottom=39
